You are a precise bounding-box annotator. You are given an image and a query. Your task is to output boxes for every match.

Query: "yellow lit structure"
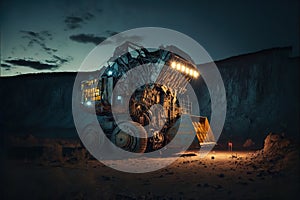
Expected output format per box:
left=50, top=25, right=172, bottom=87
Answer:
left=81, top=79, right=101, bottom=104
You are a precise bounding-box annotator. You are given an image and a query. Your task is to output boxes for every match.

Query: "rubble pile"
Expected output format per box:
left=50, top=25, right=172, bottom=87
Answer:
left=252, top=133, right=299, bottom=172
left=263, top=133, right=291, bottom=158
left=242, top=138, right=255, bottom=149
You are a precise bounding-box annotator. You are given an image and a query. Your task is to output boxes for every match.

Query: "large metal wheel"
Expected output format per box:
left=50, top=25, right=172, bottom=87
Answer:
left=111, top=121, right=147, bottom=153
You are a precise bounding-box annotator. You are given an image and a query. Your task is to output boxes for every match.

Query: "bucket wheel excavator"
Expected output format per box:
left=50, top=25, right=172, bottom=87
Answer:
left=80, top=42, right=215, bottom=153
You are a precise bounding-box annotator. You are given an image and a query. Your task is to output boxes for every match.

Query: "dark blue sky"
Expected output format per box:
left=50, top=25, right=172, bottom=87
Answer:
left=1, top=0, right=299, bottom=76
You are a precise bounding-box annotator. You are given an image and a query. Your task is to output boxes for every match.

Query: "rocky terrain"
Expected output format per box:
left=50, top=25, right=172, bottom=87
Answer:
left=2, top=133, right=299, bottom=200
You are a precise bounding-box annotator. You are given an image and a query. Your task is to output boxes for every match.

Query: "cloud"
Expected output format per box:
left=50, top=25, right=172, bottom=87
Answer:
left=5, top=59, right=58, bottom=70
left=64, top=16, right=84, bottom=30
left=69, top=34, right=107, bottom=45
left=44, top=59, right=58, bottom=64
left=41, top=31, right=52, bottom=39
left=52, top=55, right=68, bottom=64
left=21, top=30, right=52, bottom=42
left=83, top=12, right=94, bottom=20
left=1, top=63, right=11, bottom=68
left=69, top=30, right=143, bottom=47
left=20, top=30, right=57, bottom=55
left=39, top=55, right=72, bottom=66
left=18, top=30, right=73, bottom=71
left=22, top=31, right=39, bottom=38
left=51, top=55, right=73, bottom=65
left=106, top=30, right=119, bottom=36
left=1, top=63, right=12, bottom=70
left=64, top=12, right=94, bottom=30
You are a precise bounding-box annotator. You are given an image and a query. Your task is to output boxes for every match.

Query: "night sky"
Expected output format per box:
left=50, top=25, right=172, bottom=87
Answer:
left=1, top=0, right=299, bottom=76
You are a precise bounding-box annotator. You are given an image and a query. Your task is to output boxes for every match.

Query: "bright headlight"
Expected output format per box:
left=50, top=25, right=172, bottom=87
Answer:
left=171, top=61, right=176, bottom=68
left=193, top=71, right=199, bottom=78
left=181, top=65, right=186, bottom=72
left=185, top=68, right=190, bottom=74
left=170, top=60, right=199, bottom=78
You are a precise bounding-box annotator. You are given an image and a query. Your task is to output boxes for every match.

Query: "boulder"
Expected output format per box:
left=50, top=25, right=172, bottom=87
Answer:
left=243, top=138, right=255, bottom=148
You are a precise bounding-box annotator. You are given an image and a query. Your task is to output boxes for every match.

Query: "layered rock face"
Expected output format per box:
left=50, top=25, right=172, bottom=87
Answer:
left=1, top=47, right=299, bottom=144
left=0, top=73, right=77, bottom=138
left=193, top=47, right=299, bottom=145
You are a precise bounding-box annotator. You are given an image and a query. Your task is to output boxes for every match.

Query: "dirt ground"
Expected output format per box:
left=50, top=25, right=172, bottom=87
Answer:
left=2, top=150, right=299, bottom=200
